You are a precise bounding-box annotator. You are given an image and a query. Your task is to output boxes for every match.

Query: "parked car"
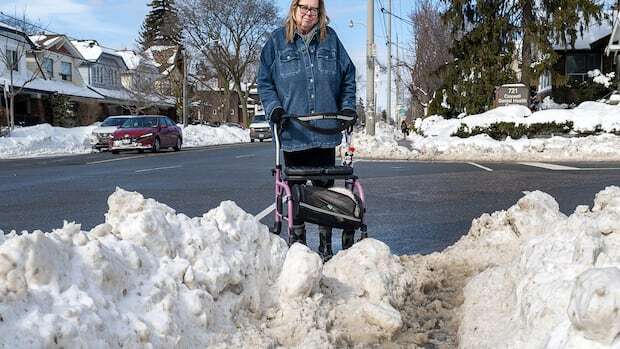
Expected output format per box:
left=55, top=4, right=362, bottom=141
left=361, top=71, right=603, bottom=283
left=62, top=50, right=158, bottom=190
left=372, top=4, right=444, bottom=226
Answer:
left=109, top=115, right=182, bottom=154
left=90, top=115, right=133, bottom=150
left=249, top=113, right=271, bottom=142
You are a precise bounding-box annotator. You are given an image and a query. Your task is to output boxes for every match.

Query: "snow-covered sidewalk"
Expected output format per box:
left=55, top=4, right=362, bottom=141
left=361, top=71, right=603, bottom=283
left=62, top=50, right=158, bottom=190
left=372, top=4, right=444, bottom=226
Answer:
left=1, top=186, right=619, bottom=348
left=352, top=102, right=620, bottom=162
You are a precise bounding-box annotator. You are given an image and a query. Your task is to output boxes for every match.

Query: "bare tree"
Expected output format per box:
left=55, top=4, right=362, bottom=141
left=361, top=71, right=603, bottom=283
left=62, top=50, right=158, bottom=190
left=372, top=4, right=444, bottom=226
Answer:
left=0, top=24, right=42, bottom=135
left=178, top=0, right=279, bottom=126
left=120, top=52, right=172, bottom=115
left=398, top=0, right=452, bottom=117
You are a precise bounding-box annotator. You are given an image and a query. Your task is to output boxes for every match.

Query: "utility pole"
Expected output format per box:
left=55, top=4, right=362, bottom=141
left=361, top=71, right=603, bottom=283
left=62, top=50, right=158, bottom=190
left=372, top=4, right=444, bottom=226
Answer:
left=387, top=0, right=392, bottom=125
left=366, top=0, right=375, bottom=136
left=182, top=50, right=188, bottom=127
left=396, top=33, right=400, bottom=125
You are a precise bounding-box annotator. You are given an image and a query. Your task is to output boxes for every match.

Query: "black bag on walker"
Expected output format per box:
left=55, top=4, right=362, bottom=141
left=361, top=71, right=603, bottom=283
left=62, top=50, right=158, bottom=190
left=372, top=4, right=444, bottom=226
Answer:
left=292, top=185, right=364, bottom=230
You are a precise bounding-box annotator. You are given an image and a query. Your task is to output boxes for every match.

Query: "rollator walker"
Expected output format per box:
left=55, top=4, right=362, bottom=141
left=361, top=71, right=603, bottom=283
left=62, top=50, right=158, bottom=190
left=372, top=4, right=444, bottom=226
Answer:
left=270, top=112, right=368, bottom=247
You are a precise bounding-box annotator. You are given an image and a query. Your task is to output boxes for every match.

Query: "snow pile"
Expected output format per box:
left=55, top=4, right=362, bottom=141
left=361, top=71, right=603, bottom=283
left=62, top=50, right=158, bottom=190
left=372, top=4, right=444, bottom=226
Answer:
left=0, top=188, right=411, bottom=348
left=2, top=187, right=620, bottom=347
left=0, top=124, right=95, bottom=159
left=540, top=96, right=569, bottom=110
left=0, top=123, right=249, bottom=159
left=444, top=187, right=620, bottom=348
left=180, top=124, right=250, bottom=147
left=352, top=102, right=620, bottom=161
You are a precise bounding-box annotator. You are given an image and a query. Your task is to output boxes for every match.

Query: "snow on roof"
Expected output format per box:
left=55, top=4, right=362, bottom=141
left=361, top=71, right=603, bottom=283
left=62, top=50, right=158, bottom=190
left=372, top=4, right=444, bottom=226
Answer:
left=0, top=21, right=18, bottom=32
left=72, top=40, right=103, bottom=61
left=29, top=35, right=63, bottom=49
left=0, top=77, right=103, bottom=99
left=554, top=21, right=611, bottom=50
left=89, top=86, right=133, bottom=101
left=72, top=40, right=124, bottom=63
left=115, top=50, right=142, bottom=70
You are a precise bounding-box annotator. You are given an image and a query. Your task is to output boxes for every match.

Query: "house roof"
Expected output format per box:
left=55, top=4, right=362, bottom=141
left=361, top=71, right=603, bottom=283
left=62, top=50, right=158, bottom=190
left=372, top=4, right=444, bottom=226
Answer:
left=554, top=21, right=611, bottom=51
left=0, top=76, right=103, bottom=99
left=0, top=21, right=37, bottom=48
left=606, top=12, right=620, bottom=55
left=71, top=40, right=127, bottom=69
left=29, top=34, right=85, bottom=60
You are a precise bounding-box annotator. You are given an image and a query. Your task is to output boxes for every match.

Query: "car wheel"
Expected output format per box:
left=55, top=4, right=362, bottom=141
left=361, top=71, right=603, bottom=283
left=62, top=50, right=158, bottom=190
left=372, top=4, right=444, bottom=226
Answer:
left=260, top=139, right=264, bottom=142
left=173, top=137, right=182, bottom=151
left=112, top=150, right=119, bottom=155
left=152, top=138, right=161, bottom=153
left=251, top=139, right=255, bottom=143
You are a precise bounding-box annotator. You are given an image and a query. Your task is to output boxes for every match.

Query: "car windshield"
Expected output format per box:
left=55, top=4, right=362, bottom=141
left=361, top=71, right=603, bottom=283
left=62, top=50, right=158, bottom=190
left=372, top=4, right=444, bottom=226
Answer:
left=253, top=115, right=266, bottom=123
left=120, top=117, right=158, bottom=129
left=101, top=117, right=128, bottom=127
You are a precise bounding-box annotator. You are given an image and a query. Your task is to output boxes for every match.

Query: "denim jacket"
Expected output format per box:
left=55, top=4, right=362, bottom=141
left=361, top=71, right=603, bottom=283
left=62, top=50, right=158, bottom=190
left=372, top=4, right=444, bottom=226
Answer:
left=258, top=26, right=356, bottom=151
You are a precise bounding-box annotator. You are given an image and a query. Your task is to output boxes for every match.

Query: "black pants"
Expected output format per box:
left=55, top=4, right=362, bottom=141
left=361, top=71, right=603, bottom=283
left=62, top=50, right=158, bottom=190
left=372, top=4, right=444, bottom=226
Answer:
left=283, top=148, right=335, bottom=225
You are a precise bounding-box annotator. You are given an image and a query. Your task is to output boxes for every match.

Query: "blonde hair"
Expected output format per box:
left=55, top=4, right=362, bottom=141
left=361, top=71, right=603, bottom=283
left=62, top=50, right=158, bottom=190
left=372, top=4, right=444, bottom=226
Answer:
left=284, top=0, right=329, bottom=43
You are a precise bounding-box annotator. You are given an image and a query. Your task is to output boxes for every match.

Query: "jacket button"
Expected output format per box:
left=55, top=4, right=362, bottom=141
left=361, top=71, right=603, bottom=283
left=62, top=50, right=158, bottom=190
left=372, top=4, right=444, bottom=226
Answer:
left=287, top=56, right=290, bottom=59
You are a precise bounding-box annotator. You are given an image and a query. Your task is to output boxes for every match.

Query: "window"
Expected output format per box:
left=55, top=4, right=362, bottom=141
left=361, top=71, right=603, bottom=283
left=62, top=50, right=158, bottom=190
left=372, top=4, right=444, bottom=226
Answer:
left=7, top=50, right=18, bottom=71
left=61, top=62, right=72, bottom=81
left=566, top=53, right=601, bottom=82
left=42, top=58, right=54, bottom=78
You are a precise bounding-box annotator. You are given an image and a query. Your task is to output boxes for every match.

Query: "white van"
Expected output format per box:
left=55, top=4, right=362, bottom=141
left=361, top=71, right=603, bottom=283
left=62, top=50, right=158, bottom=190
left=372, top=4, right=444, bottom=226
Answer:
left=249, top=113, right=272, bottom=142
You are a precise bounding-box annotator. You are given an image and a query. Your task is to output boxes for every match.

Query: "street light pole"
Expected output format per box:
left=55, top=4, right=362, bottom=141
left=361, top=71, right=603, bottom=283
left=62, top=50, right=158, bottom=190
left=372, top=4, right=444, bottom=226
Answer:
left=367, top=0, right=375, bottom=136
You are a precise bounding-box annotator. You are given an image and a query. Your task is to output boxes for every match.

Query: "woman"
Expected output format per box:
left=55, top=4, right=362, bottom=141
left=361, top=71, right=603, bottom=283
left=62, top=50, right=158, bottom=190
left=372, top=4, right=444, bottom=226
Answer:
left=258, top=0, right=357, bottom=261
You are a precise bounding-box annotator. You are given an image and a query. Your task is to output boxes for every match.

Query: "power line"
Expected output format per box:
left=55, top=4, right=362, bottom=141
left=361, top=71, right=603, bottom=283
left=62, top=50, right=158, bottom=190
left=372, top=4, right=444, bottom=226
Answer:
left=379, top=6, right=414, bottom=26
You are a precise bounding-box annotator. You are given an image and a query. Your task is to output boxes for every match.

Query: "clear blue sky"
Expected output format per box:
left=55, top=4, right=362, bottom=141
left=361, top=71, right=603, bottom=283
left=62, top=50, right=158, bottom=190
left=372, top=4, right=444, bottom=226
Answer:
left=0, top=0, right=414, bottom=110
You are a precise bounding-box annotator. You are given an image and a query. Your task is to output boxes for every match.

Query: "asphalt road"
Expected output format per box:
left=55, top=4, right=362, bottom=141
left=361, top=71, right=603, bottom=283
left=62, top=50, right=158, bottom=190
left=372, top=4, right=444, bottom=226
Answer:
left=2, top=143, right=620, bottom=255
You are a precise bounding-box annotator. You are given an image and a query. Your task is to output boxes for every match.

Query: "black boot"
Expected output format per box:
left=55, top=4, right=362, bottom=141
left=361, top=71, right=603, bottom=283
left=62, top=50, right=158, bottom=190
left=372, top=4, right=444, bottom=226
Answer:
left=318, top=226, right=333, bottom=262
left=342, top=230, right=355, bottom=250
left=289, top=224, right=306, bottom=246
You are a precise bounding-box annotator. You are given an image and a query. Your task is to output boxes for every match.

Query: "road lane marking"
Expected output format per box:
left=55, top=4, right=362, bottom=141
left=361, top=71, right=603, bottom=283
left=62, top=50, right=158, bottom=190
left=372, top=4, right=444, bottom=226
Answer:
left=519, top=162, right=579, bottom=170
left=135, top=165, right=182, bottom=173
left=467, top=162, right=493, bottom=172
left=235, top=154, right=256, bottom=159
left=88, top=155, right=145, bottom=164
left=255, top=203, right=275, bottom=221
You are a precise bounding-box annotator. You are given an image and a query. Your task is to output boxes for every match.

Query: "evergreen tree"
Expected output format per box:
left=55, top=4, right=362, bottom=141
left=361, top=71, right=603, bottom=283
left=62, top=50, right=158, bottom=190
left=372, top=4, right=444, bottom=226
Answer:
left=442, top=0, right=604, bottom=114
left=138, top=0, right=182, bottom=50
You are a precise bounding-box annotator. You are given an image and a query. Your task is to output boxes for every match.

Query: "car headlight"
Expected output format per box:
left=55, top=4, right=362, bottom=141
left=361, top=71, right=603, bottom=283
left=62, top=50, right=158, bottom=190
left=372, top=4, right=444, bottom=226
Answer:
left=138, top=133, right=153, bottom=139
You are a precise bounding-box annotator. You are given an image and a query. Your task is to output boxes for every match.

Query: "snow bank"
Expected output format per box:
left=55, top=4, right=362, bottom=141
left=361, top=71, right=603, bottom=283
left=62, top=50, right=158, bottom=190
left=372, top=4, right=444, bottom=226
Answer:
left=447, top=187, right=620, bottom=348
left=180, top=124, right=249, bottom=147
left=0, top=124, right=95, bottom=159
left=0, top=123, right=249, bottom=159
left=0, top=188, right=411, bottom=348
left=352, top=102, right=620, bottom=161
left=2, top=187, right=620, bottom=348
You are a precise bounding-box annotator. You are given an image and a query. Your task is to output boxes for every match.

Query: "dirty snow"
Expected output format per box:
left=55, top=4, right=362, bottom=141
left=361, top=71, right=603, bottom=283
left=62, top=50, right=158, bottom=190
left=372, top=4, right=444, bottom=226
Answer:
left=1, top=186, right=619, bottom=348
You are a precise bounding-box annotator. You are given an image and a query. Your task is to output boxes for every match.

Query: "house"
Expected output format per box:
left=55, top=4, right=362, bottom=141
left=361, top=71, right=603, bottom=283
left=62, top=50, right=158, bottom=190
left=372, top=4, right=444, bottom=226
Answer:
left=536, top=21, right=614, bottom=99
left=0, top=21, right=39, bottom=126
left=27, top=34, right=104, bottom=125
left=1, top=23, right=105, bottom=126
left=71, top=39, right=131, bottom=115
left=605, top=11, right=620, bottom=89
left=115, top=49, right=176, bottom=118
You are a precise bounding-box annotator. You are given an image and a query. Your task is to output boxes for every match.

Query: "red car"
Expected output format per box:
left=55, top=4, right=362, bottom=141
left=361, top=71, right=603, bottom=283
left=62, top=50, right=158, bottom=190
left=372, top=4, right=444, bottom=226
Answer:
left=109, top=115, right=182, bottom=154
